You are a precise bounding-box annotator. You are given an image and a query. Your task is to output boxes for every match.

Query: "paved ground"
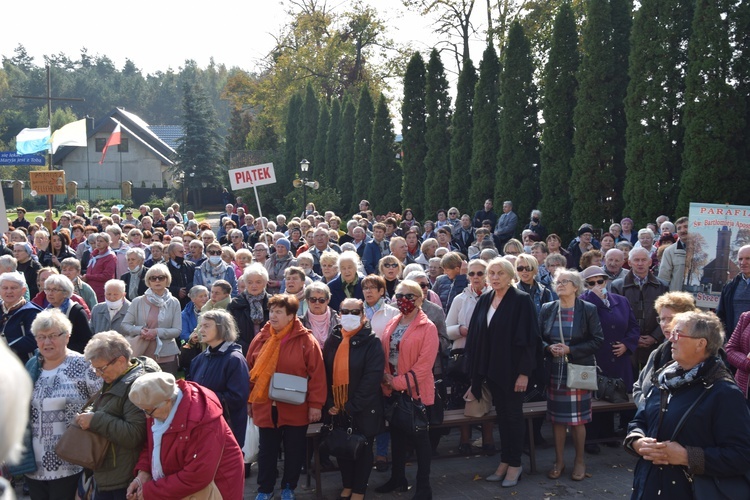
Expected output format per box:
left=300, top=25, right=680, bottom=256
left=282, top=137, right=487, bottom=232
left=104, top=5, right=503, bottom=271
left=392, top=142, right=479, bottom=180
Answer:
left=243, top=426, right=637, bottom=499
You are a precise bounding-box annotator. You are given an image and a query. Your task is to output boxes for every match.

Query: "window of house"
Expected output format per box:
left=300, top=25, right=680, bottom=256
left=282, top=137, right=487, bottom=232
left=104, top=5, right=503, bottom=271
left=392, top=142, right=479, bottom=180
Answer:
left=95, top=138, right=106, bottom=152
left=117, top=138, right=129, bottom=153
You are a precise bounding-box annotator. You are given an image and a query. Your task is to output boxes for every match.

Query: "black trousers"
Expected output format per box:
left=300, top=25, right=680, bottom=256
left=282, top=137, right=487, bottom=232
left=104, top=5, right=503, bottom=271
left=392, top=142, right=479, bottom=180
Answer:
left=26, top=472, right=81, bottom=500
left=390, top=425, right=432, bottom=490
left=339, top=439, right=374, bottom=494
left=257, top=422, right=308, bottom=494
left=488, top=380, right=524, bottom=467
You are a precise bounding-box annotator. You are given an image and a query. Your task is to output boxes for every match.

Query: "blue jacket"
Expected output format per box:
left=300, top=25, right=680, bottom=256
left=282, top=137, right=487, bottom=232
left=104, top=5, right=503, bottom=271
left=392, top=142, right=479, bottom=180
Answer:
left=181, top=301, right=200, bottom=342
left=188, top=341, right=250, bottom=445
left=716, top=273, right=745, bottom=340
left=432, top=273, right=469, bottom=314
left=362, top=240, right=388, bottom=275
left=1, top=301, right=43, bottom=361
left=327, top=274, right=365, bottom=312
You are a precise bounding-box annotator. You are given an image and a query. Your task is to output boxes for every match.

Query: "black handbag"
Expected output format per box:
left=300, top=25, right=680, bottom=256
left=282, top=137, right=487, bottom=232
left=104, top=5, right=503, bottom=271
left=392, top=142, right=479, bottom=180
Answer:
left=446, top=348, right=468, bottom=381
left=596, top=374, right=629, bottom=403
left=385, top=370, right=429, bottom=435
left=429, top=379, right=445, bottom=426
left=323, top=416, right=368, bottom=461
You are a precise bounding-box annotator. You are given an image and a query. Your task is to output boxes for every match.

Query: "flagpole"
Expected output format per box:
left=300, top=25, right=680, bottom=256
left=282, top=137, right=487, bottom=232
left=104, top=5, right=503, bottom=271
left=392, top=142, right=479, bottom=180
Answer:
left=46, top=65, right=53, bottom=215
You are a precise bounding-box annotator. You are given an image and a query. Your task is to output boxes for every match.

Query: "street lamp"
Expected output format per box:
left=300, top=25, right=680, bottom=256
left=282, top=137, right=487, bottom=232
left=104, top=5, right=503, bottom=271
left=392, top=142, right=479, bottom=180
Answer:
left=300, top=159, right=310, bottom=215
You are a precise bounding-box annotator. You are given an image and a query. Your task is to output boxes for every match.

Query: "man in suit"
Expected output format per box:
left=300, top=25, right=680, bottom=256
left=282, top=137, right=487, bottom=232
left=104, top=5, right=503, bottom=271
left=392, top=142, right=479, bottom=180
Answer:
left=308, top=227, right=342, bottom=276
left=494, top=200, right=518, bottom=251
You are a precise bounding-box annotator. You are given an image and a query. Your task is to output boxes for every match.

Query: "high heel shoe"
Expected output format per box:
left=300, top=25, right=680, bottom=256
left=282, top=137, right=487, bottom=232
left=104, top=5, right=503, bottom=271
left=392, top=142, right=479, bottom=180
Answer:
left=547, top=463, right=565, bottom=480
left=375, top=477, right=409, bottom=493
left=501, top=467, right=523, bottom=488
left=571, top=463, right=586, bottom=481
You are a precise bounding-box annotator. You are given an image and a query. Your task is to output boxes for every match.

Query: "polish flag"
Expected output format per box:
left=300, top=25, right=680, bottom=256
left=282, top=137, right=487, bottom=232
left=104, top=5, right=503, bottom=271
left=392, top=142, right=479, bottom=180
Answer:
left=99, top=123, right=121, bottom=164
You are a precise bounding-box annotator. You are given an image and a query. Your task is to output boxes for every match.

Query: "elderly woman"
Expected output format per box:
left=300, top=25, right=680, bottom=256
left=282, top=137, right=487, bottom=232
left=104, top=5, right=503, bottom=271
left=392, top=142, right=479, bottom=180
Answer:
left=265, top=238, right=297, bottom=295
left=323, top=297, right=385, bottom=500
left=515, top=253, right=554, bottom=314
left=43, top=274, right=93, bottom=353
left=625, top=311, right=750, bottom=499
left=121, top=264, right=182, bottom=374
left=252, top=242, right=270, bottom=266
left=180, top=285, right=209, bottom=343
left=21, top=310, right=101, bottom=498
left=126, top=372, right=245, bottom=499
left=235, top=247, right=253, bottom=274
left=579, top=266, right=640, bottom=453
left=227, top=263, right=271, bottom=356
left=301, top=281, right=341, bottom=350
left=297, top=252, right=322, bottom=282
left=60, top=257, right=97, bottom=310
left=328, top=251, right=365, bottom=311
left=227, top=228, right=248, bottom=252
left=90, top=279, right=131, bottom=336
left=319, top=251, right=340, bottom=284
left=378, top=254, right=403, bottom=302
left=193, top=242, right=237, bottom=296
left=540, top=269, right=603, bottom=481
left=246, top=294, right=326, bottom=500
left=14, top=242, right=43, bottom=297
left=599, top=232, right=616, bottom=253
left=83, top=232, right=117, bottom=302
left=188, top=309, right=250, bottom=445
left=377, top=280, right=439, bottom=499
left=122, top=247, right=148, bottom=302
left=726, top=310, right=750, bottom=408
left=0, top=271, right=43, bottom=361
left=75, top=331, right=159, bottom=499
left=415, top=238, right=438, bottom=270
left=466, top=258, right=537, bottom=487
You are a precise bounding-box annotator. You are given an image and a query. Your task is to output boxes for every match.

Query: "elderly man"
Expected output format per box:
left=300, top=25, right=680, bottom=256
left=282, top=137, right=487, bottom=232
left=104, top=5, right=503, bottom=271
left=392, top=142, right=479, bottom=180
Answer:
left=612, top=247, right=669, bottom=372
left=493, top=200, right=518, bottom=251
left=217, top=203, right=238, bottom=240
left=452, top=214, right=476, bottom=255
left=338, top=219, right=358, bottom=245
left=166, top=241, right=195, bottom=308
left=308, top=227, right=342, bottom=276
left=658, top=216, right=689, bottom=291
left=90, top=279, right=130, bottom=335
left=602, top=248, right=629, bottom=289
left=389, top=236, right=414, bottom=267
left=717, top=244, right=750, bottom=340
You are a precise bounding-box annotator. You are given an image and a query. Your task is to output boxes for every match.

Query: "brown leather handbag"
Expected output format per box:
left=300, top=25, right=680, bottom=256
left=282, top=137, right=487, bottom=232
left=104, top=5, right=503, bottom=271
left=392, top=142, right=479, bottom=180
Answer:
left=55, top=392, right=111, bottom=470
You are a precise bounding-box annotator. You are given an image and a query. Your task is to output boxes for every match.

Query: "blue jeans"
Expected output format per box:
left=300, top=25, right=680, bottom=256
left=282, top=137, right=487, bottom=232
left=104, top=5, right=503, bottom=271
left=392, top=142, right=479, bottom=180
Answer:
left=375, top=431, right=390, bottom=458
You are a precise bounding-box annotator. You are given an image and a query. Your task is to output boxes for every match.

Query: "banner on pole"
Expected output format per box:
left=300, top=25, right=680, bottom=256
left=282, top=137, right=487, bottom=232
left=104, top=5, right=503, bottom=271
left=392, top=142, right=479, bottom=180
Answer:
left=29, top=171, right=66, bottom=195
left=228, top=163, right=276, bottom=190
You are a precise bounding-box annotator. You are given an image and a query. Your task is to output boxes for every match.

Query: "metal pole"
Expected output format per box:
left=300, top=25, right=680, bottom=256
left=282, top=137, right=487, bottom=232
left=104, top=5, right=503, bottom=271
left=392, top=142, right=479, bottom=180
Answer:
left=303, top=178, right=307, bottom=217
left=253, top=184, right=267, bottom=235
left=46, top=66, right=53, bottom=214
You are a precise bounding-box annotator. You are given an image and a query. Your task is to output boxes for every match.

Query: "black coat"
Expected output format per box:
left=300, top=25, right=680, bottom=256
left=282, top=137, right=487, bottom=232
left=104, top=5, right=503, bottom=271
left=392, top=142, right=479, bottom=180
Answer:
left=322, top=323, right=385, bottom=437
left=539, top=299, right=603, bottom=366
left=167, top=260, right=196, bottom=309
left=65, top=302, right=94, bottom=354
left=227, top=292, right=270, bottom=355
left=467, top=286, right=539, bottom=397
left=18, top=259, right=42, bottom=297
left=121, top=271, right=148, bottom=300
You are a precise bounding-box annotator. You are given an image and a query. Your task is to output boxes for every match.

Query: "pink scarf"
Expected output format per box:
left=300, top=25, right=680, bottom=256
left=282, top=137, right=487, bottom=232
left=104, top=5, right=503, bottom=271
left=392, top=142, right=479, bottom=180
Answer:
left=308, top=308, right=331, bottom=346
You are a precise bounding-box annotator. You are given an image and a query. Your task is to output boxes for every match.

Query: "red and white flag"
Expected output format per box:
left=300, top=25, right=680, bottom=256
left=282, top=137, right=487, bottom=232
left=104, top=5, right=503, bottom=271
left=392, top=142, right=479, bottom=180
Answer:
left=99, top=123, right=121, bottom=164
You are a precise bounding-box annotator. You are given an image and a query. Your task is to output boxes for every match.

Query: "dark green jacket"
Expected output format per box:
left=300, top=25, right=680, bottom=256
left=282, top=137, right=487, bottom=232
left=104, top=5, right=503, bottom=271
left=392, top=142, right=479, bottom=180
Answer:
left=89, top=356, right=160, bottom=491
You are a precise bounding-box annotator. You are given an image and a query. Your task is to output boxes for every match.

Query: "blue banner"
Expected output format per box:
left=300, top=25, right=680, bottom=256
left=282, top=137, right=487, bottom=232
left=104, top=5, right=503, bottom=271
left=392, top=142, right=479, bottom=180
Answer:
left=0, top=151, right=46, bottom=166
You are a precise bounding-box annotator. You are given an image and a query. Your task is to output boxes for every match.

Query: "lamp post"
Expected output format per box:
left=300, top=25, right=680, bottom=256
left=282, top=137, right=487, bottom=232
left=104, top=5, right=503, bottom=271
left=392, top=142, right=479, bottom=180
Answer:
left=300, top=159, right=310, bottom=215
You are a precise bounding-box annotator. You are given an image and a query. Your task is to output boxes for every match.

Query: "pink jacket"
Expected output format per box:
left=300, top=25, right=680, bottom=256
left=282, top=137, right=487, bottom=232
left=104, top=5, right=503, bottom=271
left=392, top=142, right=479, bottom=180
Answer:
left=381, top=309, right=439, bottom=405
left=726, top=311, right=750, bottom=396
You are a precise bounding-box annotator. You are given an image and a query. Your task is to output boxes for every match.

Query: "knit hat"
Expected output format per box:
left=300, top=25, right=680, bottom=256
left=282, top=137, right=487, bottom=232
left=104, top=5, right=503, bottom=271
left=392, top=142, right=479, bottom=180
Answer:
left=128, top=372, right=178, bottom=408
left=276, top=238, right=291, bottom=251
left=620, top=217, right=633, bottom=225
left=578, top=226, right=593, bottom=237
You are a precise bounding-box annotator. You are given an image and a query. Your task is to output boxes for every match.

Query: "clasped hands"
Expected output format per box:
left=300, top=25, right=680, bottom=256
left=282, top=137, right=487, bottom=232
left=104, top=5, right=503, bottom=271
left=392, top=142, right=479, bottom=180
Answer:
left=633, top=437, right=689, bottom=466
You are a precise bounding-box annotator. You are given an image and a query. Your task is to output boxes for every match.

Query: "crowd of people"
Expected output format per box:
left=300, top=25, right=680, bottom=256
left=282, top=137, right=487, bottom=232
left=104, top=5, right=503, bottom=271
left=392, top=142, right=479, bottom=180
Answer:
left=2, top=196, right=750, bottom=500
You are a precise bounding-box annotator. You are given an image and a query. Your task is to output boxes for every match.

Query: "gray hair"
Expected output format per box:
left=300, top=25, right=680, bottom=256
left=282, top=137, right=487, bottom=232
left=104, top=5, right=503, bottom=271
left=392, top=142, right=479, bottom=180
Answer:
left=544, top=253, right=568, bottom=268
left=84, top=331, right=133, bottom=363
left=297, top=252, right=314, bottom=266
left=480, top=249, right=499, bottom=261
left=0, top=255, right=18, bottom=272
left=126, top=247, right=146, bottom=262
left=96, top=232, right=112, bottom=244
left=305, top=281, right=331, bottom=301
left=104, top=279, right=126, bottom=294
left=44, top=274, right=74, bottom=298
left=487, top=257, right=518, bottom=282
left=629, top=246, right=651, bottom=261
left=60, top=257, right=80, bottom=272
left=31, top=308, right=72, bottom=337
left=106, top=225, right=122, bottom=237
left=0, top=272, right=26, bottom=289
left=405, top=270, right=429, bottom=282
left=638, top=228, right=655, bottom=239
left=338, top=250, right=360, bottom=269
left=554, top=268, right=584, bottom=295
left=675, top=310, right=725, bottom=357
left=340, top=242, right=357, bottom=253
left=660, top=221, right=675, bottom=233
left=189, top=285, right=208, bottom=299
left=243, top=262, right=269, bottom=282
left=200, top=309, right=239, bottom=343
left=403, top=263, right=424, bottom=279
left=145, top=263, right=172, bottom=286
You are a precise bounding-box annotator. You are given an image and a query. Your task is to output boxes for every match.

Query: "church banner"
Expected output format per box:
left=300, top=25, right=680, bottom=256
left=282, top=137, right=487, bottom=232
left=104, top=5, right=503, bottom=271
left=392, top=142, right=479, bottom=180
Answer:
left=685, top=202, right=750, bottom=308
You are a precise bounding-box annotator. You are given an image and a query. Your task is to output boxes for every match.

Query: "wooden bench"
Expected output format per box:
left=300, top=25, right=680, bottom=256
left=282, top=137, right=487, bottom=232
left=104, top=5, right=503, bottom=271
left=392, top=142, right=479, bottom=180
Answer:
left=304, top=397, right=636, bottom=499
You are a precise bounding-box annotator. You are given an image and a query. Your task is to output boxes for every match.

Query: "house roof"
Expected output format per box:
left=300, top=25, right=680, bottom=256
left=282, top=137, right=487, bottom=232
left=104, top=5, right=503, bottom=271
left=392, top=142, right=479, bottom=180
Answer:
left=148, top=125, right=184, bottom=150
left=52, top=107, right=177, bottom=166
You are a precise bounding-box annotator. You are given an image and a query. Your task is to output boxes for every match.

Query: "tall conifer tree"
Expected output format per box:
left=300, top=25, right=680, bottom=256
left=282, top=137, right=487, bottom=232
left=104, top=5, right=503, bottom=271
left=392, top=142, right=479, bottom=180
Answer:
left=468, top=45, right=501, bottom=211
left=610, top=0, right=632, bottom=218
left=324, top=99, right=342, bottom=189
left=423, top=49, right=452, bottom=217
left=539, top=3, right=579, bottom=238
left=371, top=94, right=401, bottom=214
left=283, top=93, right=303, bottom=200
left=297, top=83, right=319, bottom=166
left=495, top=21, right=539, bottom=224
left=570, top=0, right=617, bottom=228
left=352, top=86, right=375, bottom=212
left=313, top=101, right=330, bottom=181
left=449, top=58, right=477, bottom=212
left=337, top=97, right=357, bottom=214
left=401, top=53, right=428, bottom=218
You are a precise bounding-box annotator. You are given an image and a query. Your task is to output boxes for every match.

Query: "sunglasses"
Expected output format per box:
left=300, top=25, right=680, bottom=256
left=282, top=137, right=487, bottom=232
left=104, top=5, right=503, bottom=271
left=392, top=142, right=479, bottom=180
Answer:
left=308, top=297, right=328, bottom=304
left=207, top=250, right=222, bottom=256
left=516, top=266, right=533, bottom=273
left=418, top=283, right=430, bottom=289
left=468, top=271, right=485, bottom=277
left=340, top=309, right=363, bottom=316
left=148, top=275, right=167, bottom=282
left=586, top=279, right=606, bottom=287
left=382, top=263, right=399, bottom=269
left=395, top=293, right=416, bottom=300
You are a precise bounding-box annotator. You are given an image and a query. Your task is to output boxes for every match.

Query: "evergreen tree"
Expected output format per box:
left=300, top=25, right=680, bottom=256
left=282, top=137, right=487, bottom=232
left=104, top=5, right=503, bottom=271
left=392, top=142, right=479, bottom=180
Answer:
left=352, top=86, right=375, bottom=212
left=371, top=94, right=401, bottom=214
left=610, top=0, right=632, bottom=218
left=324, top=99, right=342, bottom=189
left=297, top=82, right=319, bottom=165
left=176, top=81, right=223, bottom=208
left=623, top=0, right=693, bottom=224
left=468, top=44, right=501, bottom=212
left=401, top=52, right=428, bottom=219
left=495, top=21, right=539, bottom=225
left=449, top=58, right=477, bottom=212
left=313, top=101, right=330, bottom=180
left=539, top=3, right=579, bottom=238
left=337, top=97, right=357, bottom=214
left=570, top=0, right=617, bottom=229
left=423, top=49, right=452, bottom=217
left=677, top=0, right=746, bottom=213
left=226, top=106, right=252, bottom=155
left=732, top=0, right=750, bottom=177
left=283, top=93, right=303, bottom=199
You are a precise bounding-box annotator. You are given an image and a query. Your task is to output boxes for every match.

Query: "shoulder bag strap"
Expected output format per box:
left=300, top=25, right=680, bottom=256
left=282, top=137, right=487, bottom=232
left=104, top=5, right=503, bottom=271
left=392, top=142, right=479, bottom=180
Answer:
left=408, top=369, right=421, bottom=399
left=669, top=385, right=711, bottom=441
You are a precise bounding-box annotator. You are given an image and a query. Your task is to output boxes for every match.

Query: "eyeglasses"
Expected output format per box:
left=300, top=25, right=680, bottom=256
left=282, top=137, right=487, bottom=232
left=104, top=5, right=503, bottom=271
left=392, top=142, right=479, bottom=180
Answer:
left=142, top=401, right=168, bottom=417
left=556, top=279, right=573, bottom=286
left=586, top=279, right=606, bottom=287
left=383, top=263, right=399, bottom=269
left=468, top=271, right=485, bottom=277
left=207, top=250, right=222, bottom=256
left=418, top=283, right=430, bottom=289
left=340, top=309, right=363, bottom=315
left=516, top=266, right=533, bottom=273
left=231, top=235, right=242, bottom=239
left=148, top=275, right=167, bottom=282
left=35, top=332, right=66, bottom=343
left=44, top=287, right=64, bottom=293
left=669, top=329, right=700, bottom=341
left=395, top=293, right=416, bottom=300
left=92, top=358, right=118, bottom=375
left=308, top=297, right=328, bottom=304
left=361, top=286, right=378, bottom=291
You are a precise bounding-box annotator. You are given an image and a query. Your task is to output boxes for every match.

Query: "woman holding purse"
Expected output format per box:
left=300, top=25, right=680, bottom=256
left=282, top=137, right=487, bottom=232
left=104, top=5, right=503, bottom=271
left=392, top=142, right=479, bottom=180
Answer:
left=540, top=268, right=603, bottom=481
left=322, top=298, right=385, bottom=500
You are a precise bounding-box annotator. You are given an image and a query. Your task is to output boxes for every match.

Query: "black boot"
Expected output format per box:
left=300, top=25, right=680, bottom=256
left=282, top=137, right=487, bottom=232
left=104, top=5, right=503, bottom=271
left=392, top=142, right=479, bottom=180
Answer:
left=375, top=477, right=409, bottom=493
left=412, top=485, right=433, bottom=500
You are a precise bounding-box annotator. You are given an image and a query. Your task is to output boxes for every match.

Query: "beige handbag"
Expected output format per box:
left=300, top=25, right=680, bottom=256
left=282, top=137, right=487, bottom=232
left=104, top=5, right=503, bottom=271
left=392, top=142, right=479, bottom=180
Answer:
left=182, top=445, right=224, bottom=500
left=463, top=382, right=492, bottom=418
